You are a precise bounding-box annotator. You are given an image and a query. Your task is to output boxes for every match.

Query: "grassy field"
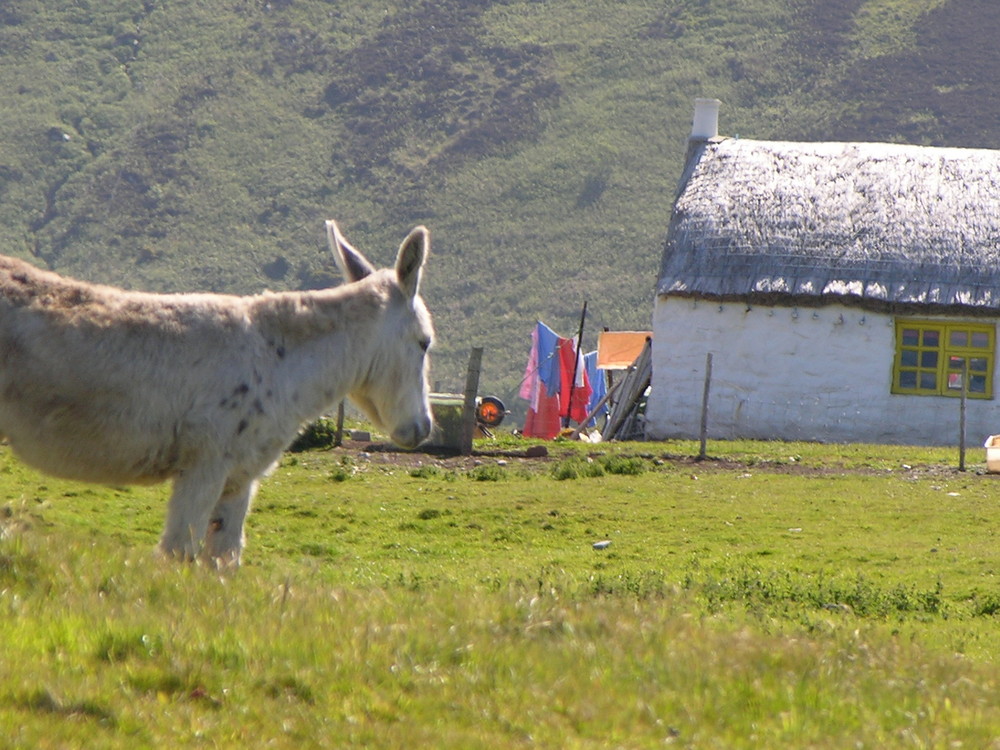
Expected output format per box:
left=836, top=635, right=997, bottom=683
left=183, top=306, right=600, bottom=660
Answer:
left=1, top=437, right=999, bottom=747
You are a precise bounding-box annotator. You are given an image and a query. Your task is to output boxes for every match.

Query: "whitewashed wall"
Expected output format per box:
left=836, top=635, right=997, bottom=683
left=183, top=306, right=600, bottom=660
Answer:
left=645, top=298, right=1000, bottom=445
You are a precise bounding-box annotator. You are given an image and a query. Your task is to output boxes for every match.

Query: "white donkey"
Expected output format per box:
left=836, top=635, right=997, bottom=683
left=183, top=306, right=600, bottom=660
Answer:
left=0, top=221, right=434, bottom=566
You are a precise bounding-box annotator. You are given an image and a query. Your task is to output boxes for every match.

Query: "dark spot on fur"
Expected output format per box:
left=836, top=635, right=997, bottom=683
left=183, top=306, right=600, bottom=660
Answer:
left=276, top=346, right=285, bottom=359
left=65, top=288, right=88, bottom=306
left=253, top=399, right=264, bottom=415
left=222, top=385, right=249, bottom=408
left=236, top=419, right=248, bottom=435
left=210, top=518, right=224, bottom=532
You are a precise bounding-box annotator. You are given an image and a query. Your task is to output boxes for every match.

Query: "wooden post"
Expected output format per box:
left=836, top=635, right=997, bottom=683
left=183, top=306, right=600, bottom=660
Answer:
left=959, top=360, right=968, bottom=471
left=334, top=401, right=345, bottom=448
left=699, top=352, right=712, bottom=460
left=564, top=301, right=588, bottom=428
left=461, top=347, right=484, bottom=456
left=602, top=327, right=613, bottom=395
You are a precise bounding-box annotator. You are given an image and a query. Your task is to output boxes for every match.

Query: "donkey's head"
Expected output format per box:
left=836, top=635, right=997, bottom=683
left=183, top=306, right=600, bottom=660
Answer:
left=326, top=220, right=434, bottom=449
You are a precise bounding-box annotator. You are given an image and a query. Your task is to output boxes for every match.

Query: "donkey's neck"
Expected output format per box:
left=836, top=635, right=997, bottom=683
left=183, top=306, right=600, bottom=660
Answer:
left=250, top=279, right=388, bottom=418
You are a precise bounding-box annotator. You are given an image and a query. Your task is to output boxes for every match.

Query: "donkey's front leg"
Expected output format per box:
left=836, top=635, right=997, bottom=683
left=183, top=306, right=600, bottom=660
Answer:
left=201, top=478, right=259, bottom=568
left=158, top=463, right=229, bottom=561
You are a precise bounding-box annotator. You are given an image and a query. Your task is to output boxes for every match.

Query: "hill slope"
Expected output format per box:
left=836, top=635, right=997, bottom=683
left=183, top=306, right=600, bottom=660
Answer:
left=0, top=0, right=995, bottom=409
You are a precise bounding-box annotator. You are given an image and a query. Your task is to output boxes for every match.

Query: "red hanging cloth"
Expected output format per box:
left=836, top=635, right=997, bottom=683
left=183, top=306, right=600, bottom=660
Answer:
left=557, top=337, right=591, bottom=424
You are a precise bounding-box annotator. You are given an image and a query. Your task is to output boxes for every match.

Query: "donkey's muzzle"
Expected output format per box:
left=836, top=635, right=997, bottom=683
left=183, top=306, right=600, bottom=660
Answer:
left=391, top=415, right=432, bottom=449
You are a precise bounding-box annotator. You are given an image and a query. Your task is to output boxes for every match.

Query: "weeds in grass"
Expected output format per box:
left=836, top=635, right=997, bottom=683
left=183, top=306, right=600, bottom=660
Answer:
left=328, top=456, right=355, bottom=482
left=0, top=544, right=43, bottom=591
left=683, top=569, right=948, bottom=619
left=125, top=669, right=189, bottom=698
left=552, top=457, right=604, bottom=480
left=551, top=454, right=649, bottom=479
left=11, top=689, right=117, bottom=727
left=95, top=629, right=161, bottom=663
left=600, top=455, right=647, bottom=475
left=469, top=464, right=507, bottom=482
left=262, top=675, right=316, bottom=704
left=970, top=593, right=1000, bottom=617
left=588, top=569, right=672, bottom=599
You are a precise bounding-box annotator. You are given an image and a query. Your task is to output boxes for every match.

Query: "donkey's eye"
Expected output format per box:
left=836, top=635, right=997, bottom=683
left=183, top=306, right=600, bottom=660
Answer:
left=418, top=338, right=432, bottom=353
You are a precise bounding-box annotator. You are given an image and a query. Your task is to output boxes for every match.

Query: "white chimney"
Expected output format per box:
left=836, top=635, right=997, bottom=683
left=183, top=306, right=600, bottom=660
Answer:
left=690, top=98, right=721, bottom=140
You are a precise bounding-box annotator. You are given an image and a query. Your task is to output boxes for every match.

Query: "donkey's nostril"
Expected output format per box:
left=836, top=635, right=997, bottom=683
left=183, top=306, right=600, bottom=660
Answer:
left=391, top=418, right=431, bottom=449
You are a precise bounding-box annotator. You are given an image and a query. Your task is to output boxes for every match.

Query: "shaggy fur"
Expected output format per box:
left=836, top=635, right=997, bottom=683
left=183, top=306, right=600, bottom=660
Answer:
left=0, top=221, right=434, bottom=566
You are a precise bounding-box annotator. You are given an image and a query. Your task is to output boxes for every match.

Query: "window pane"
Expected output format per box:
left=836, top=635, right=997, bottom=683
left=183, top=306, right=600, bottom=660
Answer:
left=971, top=357, right=988, bottom=373
left=950, top=330, right=968, bottom=347
left=948, top=356, right=966, bottom=371
left=899, top=371, right=917, bottom=389
left=920, top=351, right=938, bottom=368
left=971, top=375, right=987, bottom=393
left=901, top=328, right=919, bottom=346
left=923, top=330, right=939, bottom=346
left=920, top=372, right=937, bottom=389
left=971, top=331, right=990, bottom=348
left=948, top=372, right=963, bottom=391
left=900, top=350, right=918, bottom=367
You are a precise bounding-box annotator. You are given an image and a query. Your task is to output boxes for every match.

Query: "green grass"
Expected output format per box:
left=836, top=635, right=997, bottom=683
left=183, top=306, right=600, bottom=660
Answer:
left=1, top=439, right=1000, bottom=746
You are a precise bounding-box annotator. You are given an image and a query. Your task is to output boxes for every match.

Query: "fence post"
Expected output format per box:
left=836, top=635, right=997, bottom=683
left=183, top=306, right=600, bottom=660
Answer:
left=699, top=352, right=712, bottom=460
left=959, top=361, right=968, bottom=471
left=461, top=347, right=484, bottom=456
left=334, top=401, right=345, bottom=448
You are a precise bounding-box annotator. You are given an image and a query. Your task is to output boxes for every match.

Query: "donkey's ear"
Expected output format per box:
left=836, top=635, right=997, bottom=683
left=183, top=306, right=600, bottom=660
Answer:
left=395, top=225, right=429, bottom=298
left=326, top=220, right=376, bottom=283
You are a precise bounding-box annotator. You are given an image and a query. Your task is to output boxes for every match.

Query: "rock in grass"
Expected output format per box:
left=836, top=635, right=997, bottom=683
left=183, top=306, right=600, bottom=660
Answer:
left=593, top=540, right=611, bottom=550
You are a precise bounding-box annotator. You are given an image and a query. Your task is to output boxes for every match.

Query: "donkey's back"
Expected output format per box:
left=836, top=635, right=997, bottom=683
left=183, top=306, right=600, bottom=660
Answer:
left=0, top=255, right=260, bottom=485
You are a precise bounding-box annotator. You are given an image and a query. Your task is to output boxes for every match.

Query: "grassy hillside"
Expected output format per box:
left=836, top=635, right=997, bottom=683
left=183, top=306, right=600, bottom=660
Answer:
left=0, top=0, right=994, bottom=404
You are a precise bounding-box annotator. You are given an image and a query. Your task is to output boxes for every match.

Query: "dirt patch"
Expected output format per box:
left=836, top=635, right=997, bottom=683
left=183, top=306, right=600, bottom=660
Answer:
left=322, top=439, right=978, bottom=480
left=332, top=439, right=558, bottom=472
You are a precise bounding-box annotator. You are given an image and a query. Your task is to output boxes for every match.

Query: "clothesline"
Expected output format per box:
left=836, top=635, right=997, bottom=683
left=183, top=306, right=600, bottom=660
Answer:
left=519, top=320, right=608, bottom=439
left=510, top=345, right=559, bottom=399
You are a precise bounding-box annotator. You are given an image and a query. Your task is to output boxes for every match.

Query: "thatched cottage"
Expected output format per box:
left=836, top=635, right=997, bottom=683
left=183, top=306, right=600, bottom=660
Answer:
left=646, top=99, right=1000, bottom=445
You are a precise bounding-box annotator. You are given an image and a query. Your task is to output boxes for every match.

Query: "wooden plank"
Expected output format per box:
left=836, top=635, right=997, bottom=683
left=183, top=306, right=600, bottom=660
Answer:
left=604, top=340, right=652, bottom=440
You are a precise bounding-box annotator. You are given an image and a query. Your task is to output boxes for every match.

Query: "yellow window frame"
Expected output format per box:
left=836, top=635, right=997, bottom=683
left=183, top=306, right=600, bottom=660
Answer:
left=892, top=320, right=995, bottom=399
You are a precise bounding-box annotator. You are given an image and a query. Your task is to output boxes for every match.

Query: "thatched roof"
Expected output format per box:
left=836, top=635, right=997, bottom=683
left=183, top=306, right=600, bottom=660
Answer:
left=657, top=138, right=1000, bottom=313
